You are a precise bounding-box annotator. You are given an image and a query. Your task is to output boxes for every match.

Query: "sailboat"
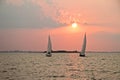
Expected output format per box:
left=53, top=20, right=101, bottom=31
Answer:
left=46, top=35, right=52, bottom=57
left=80, top=33, right=87, bottom=57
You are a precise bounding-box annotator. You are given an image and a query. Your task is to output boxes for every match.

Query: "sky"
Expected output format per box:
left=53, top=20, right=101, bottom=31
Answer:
left=0, top=0, right=120, bottom=51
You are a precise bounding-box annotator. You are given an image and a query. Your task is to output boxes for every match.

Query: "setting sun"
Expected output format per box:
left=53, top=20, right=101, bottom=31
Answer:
left=72, top=23, right=78, bottom=28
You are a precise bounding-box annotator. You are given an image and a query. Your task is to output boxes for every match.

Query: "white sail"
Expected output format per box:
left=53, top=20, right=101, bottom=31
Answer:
left=46, top=35, right=52, bottom=57
left=80, top=33, right=87, bottom=57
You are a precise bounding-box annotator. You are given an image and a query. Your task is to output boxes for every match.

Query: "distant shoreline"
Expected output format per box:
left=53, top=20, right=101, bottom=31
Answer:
left=0, top=50, right=120, bottom=53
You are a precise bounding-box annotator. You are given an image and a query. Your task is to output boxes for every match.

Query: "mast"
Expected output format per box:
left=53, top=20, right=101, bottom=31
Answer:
left=80, top=33, right=87, bottom=57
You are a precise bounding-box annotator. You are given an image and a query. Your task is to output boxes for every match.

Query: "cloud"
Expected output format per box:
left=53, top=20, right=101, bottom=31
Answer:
left=3, top=0, right=120, bottom=28
left=31, top=0, right=61, bottom=23
left=31, top=0, right=84, bottom=25
left=6, top=0, right=24, bottom=6
left=5, top=0, right=105, bottom=26
left=31, top=0, right=55, bottom=16
left=0, top=0, right=64, bottom=28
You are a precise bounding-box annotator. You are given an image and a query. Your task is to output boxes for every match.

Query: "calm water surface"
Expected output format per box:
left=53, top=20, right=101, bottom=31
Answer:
left=0, top=53, right=120, bottom=80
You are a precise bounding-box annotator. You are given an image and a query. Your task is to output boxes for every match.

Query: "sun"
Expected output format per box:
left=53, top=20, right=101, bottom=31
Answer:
left=72, top=22, right=78, bottom=28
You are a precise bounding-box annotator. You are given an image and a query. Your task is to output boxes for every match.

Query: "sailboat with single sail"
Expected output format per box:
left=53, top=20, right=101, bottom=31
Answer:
left=80, top=33, right=87, bottom=57
left=46, top=35, right=52, bottom=57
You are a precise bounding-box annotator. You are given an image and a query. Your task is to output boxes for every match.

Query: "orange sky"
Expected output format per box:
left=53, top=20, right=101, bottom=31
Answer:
left=0, top=24, right=120, bottom=51
left=0, top=0, right=120, bottom=51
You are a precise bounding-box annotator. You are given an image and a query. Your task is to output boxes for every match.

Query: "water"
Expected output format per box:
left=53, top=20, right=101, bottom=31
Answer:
left=0, top=53, right=120, bottom=80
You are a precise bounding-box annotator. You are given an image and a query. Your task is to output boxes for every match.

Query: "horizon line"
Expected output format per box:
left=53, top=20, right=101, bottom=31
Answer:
left=0, top=50, right=120, bottom=53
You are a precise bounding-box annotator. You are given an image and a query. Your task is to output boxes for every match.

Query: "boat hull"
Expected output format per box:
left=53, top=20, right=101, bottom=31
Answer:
left=80, top=54, right=85, bottom=57
left=46, top=52, right=52, bottom=57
